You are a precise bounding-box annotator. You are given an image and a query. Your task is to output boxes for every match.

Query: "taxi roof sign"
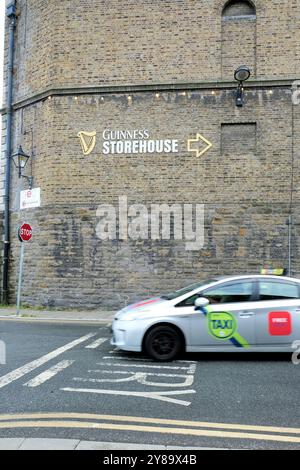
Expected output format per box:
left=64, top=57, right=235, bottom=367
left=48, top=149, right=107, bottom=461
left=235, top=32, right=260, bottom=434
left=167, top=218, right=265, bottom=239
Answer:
left=260, top=268, right=286, bottom=276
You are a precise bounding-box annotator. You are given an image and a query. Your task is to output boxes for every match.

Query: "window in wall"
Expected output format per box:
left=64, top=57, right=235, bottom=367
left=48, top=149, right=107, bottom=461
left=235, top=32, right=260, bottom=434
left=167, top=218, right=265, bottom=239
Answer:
left=221, top=123, right=257, bottom=155
left=221, top=1, right=256, bottom=79
left=222, top=0, right=256, bottom=20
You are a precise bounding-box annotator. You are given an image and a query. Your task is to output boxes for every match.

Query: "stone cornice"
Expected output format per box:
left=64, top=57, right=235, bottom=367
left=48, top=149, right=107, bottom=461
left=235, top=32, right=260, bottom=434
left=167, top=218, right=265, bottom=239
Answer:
left=0, top=78, right=297, bottom=114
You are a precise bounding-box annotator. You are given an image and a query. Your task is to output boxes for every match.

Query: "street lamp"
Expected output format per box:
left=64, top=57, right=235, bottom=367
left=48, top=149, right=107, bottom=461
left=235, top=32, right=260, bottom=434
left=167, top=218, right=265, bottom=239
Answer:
left=11, top=146, right=33, bottom=188
left=234, top=65, right=251, bottom=107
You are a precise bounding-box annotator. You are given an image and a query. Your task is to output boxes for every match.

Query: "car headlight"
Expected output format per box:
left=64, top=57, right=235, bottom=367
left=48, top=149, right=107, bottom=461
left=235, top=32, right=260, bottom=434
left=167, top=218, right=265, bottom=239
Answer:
left=121, top=310, right=152, bottom=321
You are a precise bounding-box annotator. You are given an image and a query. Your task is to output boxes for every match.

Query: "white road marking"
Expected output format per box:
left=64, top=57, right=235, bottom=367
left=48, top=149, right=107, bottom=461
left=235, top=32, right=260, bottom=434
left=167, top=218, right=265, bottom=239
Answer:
left=73, top=371, right=194, bottom=388
left=0, top=332, right=97, bottom=389
left=177, top=360, right=198, bottom=363
left=93, top=362, right=195, bottom=371
left=24, top=360, right=75, bottom=388
left=61, top=387, right=196, bottom=406
left=102, top=355, right=197, bottom=365
left=87, top=370, right=192, bottom=377
left=103, top=356, right=153, bottom=361
left=85, top=338, right=107, bottom=349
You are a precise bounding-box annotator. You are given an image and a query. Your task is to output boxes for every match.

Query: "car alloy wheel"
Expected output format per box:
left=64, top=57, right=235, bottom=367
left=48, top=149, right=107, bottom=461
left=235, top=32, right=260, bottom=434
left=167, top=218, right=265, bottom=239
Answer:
left=144, top=325, right=182, bottom=361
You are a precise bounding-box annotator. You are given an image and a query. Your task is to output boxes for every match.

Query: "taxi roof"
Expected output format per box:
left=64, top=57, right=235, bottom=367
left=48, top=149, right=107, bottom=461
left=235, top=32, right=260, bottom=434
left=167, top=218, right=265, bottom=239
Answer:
left=210, top=274, right=300, bottom=283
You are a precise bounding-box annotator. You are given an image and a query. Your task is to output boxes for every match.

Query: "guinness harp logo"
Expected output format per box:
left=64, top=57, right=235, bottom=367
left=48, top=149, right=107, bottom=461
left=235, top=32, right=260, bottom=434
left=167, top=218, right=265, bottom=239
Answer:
left=77, top=131, right=97, bottom=155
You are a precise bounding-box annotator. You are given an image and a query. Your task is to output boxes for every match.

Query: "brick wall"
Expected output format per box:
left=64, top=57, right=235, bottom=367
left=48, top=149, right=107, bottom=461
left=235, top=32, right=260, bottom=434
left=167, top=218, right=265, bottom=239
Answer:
left=5, top=88, right=300, bottom=308
left=1, top=0, right=300, bottom=307
left=2, top=0, right=299, bottom=106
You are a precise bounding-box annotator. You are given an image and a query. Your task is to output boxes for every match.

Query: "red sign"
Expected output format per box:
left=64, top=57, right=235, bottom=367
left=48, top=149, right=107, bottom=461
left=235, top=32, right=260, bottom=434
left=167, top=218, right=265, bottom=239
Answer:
left=19, top=223, right=33, bottom=242
left=268, top=311, right=292, bottom=336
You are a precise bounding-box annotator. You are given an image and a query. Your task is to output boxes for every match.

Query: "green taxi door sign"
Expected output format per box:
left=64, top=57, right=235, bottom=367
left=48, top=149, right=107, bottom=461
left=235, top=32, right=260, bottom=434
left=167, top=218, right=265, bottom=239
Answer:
left=208, top=311, right=237, bottom=340
left=198, top=305, right=250, bottom=348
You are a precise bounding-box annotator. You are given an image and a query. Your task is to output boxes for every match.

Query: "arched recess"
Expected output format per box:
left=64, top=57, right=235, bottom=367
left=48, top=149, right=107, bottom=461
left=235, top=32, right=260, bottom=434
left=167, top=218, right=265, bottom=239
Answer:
left=221, top=0, right=257, bottom=79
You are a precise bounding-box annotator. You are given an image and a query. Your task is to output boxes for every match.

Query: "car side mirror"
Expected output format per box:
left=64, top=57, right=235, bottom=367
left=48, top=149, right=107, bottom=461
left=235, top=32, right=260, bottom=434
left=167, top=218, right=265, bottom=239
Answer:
left=194, top=297, right=209, bottom=308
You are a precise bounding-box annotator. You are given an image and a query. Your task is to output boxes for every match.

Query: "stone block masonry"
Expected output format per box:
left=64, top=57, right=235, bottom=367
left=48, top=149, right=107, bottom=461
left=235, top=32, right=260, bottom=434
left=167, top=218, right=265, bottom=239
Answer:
left=4, top=88, right=300, bottom=308
left=1, top=0, right=300, bottom=307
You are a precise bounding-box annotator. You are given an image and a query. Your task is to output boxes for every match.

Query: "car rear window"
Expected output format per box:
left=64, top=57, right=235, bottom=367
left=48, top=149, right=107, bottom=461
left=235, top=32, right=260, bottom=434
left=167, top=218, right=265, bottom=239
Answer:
left=202, top=281, right=253, bottom=304
left=258, top=280, right=300, bottom=300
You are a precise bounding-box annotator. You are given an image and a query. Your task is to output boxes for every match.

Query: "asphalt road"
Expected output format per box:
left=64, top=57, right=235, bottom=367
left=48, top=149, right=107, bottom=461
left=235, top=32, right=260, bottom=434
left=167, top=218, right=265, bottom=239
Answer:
left=0, top=320, right=299, bottom=450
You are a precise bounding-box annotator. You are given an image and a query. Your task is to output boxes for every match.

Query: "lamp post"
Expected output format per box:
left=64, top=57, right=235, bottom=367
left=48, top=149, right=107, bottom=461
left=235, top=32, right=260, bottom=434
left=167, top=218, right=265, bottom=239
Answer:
left=234, top=65, right=251, bottom=107
left=11, top=146, right=33, bottom=189
left=2, top=1, right=17, bottom=305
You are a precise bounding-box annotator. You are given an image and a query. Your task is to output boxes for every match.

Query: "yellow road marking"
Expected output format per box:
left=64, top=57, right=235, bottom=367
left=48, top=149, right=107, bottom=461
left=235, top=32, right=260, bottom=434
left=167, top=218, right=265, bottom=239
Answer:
left=0, top=413, right=299, bottom=436
left=0, top=420, right=299, bottom=444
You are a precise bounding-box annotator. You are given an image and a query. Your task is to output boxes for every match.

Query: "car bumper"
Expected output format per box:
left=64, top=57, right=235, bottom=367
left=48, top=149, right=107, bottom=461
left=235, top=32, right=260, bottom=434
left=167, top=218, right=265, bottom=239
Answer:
left=111, top=319, right=143, bottom=352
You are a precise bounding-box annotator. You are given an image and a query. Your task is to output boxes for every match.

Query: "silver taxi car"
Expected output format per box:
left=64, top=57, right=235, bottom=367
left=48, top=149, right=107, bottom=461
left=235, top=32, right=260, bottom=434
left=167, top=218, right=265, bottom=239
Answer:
left=111, top=275, right=300, bottom=361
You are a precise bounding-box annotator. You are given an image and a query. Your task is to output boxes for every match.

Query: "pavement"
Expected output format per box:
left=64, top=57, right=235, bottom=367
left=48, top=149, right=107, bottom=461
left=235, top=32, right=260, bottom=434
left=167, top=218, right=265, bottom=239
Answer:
left=0, top=438, right=220, bottom=450
left=0, top=306, right=116, bottom=324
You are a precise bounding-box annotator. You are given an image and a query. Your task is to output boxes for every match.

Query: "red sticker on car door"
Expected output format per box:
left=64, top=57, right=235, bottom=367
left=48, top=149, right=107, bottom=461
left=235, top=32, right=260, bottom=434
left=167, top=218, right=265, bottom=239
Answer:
left=268, top=312, right=292, bottom=336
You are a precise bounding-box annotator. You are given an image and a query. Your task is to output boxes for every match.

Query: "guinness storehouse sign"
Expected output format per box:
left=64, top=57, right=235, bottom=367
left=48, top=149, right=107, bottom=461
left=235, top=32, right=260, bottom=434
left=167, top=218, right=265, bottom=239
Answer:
left=77, top=129, right=212, bottom=157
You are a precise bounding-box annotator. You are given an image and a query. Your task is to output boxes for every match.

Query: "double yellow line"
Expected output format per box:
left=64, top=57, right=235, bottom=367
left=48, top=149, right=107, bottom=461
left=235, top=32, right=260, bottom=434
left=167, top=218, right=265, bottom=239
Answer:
left=0, top=413, right=299, bottom=444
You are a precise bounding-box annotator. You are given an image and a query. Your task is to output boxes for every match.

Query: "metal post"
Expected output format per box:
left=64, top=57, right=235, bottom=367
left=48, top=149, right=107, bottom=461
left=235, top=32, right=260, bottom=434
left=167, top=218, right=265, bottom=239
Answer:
left=288, top=215, right=292, bottom=276
left=16, top=242, right=25, bottom=316
left=2, top=2, right=17, bottom=304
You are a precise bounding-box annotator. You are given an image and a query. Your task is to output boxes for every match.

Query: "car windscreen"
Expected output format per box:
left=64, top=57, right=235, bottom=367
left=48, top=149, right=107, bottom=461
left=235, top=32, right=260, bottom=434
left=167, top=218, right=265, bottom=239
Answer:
left=161, top=279, right=219, bottom=300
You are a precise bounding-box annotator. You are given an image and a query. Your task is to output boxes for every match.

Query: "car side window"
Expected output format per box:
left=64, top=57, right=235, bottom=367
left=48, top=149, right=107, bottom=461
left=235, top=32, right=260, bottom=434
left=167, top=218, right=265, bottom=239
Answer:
left=202, top=282, right=253, bottom=304
left=175, top=293, right=199, bottom=308
left=258, top=280, right=299, bottom=300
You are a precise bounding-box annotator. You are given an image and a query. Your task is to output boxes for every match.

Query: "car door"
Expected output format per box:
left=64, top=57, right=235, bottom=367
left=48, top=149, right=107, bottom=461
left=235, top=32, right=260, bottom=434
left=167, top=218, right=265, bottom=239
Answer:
left=254, top=278, right=300, bottom=348
left=175, top=279, right=256, bottom=350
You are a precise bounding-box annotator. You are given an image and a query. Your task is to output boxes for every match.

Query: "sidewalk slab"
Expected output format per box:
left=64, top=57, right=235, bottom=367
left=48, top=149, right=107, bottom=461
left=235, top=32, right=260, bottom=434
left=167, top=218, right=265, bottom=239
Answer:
left=0, top=438, right=228, bottom=450
left=19, top=438, right=80, bottom=450
left=167, top=445, right=227, bottom=450
left=76, top=441, right=222, bottom=450
left=0, top=438, right=25, bottom=450
left=0, top=307, right=116, bottom=325
left=76, top=441, right=165, bottom=450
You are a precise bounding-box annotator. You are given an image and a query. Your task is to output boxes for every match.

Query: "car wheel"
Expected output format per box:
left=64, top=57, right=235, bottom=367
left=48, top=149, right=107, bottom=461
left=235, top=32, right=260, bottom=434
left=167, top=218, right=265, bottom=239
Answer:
left=144, top=325, right=182, bottom=361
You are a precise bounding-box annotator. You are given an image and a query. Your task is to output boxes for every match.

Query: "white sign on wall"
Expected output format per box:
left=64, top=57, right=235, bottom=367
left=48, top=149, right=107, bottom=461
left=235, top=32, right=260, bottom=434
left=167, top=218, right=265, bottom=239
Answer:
left=20, top=188, right=41, bottom=210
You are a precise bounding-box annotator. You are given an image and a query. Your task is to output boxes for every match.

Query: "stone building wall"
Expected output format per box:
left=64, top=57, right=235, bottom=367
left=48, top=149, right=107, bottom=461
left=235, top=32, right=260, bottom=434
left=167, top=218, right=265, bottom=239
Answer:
left=6, top=87, right=300, bottom=308
left=1, top=0, right=299, bottom=106
left=1, top=0, right=300, bottom=307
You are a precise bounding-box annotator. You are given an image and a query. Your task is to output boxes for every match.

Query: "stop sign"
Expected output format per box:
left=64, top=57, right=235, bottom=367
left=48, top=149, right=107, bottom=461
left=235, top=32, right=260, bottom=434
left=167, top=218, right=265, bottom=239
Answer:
left=19, top=223, right=33, bottom=242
